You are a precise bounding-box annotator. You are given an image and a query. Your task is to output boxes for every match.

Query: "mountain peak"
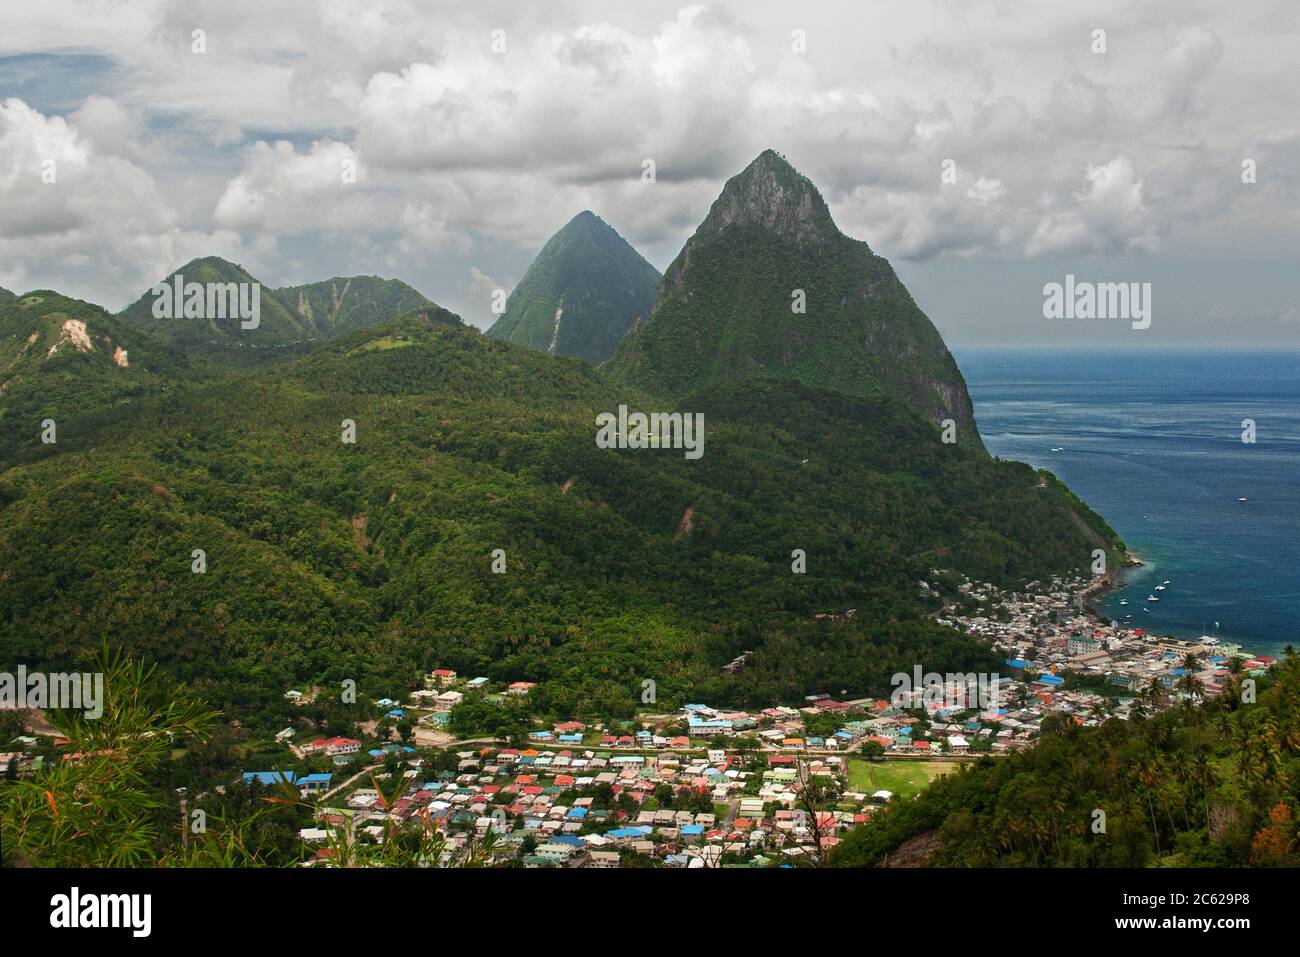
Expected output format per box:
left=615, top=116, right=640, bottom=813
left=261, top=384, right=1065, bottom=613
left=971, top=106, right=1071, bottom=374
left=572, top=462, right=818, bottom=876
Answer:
left=485, top=212, right=660, bottom=363
left=608, top=152, right=983, bottom=448
left=172, top=255, right=251, bottom=277
left=699, top=149, right=839, bottom=245
left=119, top=260, right=436, bottom=353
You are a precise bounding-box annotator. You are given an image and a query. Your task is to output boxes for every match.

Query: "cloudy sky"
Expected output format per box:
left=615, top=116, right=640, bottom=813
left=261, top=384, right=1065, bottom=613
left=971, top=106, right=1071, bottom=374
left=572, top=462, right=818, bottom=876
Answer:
left=1, top=0, right=1297, bottom=346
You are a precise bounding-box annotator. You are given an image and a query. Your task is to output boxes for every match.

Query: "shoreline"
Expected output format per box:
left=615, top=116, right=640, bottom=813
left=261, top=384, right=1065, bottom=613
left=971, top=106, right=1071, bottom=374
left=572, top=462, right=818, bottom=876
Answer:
left=1080, top=554, right=1262, bottom=661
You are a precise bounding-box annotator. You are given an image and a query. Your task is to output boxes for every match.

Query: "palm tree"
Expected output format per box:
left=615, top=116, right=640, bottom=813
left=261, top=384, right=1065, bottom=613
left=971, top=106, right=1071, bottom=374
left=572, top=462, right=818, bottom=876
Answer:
left=1190, top=753, right=1219, bottom=835
left=1145, top=677, right=1165, bottom=712
left=1135, top=754, right=1165, bottom=855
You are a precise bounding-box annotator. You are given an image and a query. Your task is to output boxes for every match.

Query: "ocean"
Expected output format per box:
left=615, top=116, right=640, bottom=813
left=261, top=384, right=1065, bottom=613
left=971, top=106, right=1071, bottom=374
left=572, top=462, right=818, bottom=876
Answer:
left=955, top=348, right=1300, bottom=658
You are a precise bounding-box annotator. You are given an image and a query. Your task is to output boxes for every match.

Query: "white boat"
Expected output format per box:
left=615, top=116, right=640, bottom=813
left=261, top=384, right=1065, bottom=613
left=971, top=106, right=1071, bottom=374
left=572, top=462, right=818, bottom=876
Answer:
left=1238, top=497, right=1247, bottom=502
left=1155, top=585, right=1166, bottom=591
left=1147, top=595, right=1160, bottom=602
left=1119, top=599, right=1128, bottom=605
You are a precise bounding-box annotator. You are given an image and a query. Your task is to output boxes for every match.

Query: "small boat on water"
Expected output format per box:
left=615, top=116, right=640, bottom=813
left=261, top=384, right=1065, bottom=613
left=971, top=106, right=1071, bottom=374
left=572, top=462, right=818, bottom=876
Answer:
left=1050, top=447, right=1064, bottom=452
left=1162, top=580, right=1170, bottom=585
left=1238, top=497, right=1248, bottom=502
left=1147, top=595, right=1160, bottom=602
left=1119, top=599, right=1129, bottom=605
left=1155, top=585, right=1166, bottom=591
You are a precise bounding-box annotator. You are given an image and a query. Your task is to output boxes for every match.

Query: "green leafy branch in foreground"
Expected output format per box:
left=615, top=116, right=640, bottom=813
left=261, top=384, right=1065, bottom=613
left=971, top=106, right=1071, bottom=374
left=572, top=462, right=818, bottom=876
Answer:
left=1, top=642, right=219, bottom=866
left=1, top=645, right=502, bottom=868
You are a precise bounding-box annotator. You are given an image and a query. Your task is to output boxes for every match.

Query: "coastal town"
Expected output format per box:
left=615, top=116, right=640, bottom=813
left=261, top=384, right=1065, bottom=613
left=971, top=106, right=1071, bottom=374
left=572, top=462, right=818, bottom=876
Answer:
left=243, top=574, right=1278, bottom=867
left=2, top=572, right=1276, bottom=868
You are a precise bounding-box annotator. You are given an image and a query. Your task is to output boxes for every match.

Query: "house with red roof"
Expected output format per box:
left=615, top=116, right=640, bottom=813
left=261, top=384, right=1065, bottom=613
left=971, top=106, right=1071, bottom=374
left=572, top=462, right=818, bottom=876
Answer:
left=307, top=736, right=361, bottom=756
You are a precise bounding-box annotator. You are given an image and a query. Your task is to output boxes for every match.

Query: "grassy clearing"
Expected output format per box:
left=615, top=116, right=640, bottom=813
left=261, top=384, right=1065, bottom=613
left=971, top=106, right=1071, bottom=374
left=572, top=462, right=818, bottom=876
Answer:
left=846, top=759, right=962, bottom=799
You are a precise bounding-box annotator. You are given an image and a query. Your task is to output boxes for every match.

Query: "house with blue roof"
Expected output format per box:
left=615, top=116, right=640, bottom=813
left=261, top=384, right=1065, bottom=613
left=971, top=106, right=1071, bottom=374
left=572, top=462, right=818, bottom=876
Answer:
left=607, top=826, right=652, bottom=841
left=687, top=715, right=733, bottom=736
left=298, top=773, right=333, bottom=794
left=243, top=770, right=296, bottom=787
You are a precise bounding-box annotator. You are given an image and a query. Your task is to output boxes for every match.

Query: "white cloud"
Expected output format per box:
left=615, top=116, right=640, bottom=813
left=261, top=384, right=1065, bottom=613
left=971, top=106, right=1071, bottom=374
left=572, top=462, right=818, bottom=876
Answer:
left=0, top=0, right=1295, bottom=342
left=1027, top=157, right=1162, bottom=257
left=214, top=139, right=373, bottom=233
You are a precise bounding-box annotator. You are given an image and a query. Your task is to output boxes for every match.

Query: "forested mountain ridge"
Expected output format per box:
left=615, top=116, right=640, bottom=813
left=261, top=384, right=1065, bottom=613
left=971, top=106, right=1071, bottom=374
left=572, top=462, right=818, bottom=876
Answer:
left=608, top=150, right=983, bottom=448
left=271, top=275, right=433, bottom=339
left=0, top=306, right=1124, bottom=723
left=118, top=256, right=309, bottom=349
left=117, top=257, right=436, bottom=356
left=487, top=211, right=660, bottom=363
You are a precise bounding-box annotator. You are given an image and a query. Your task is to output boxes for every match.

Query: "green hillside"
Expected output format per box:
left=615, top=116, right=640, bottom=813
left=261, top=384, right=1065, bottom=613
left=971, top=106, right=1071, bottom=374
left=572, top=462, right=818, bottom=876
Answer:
left=831, top=657, right=1300, bottom=867
left=118, top=257, right=435, bottom=357
left=118, top=256, right=309, bottom=352
left=0, top=291, right=202, bottom=457
left=487, top=211, right=660, bottom=363
left=0, top=287, right=14, bottom=306
left=270, top=275, right=434, bottom=339
left=0, top=310, right=1123, bottom=721
left=608, top=150, right=982, bottom=447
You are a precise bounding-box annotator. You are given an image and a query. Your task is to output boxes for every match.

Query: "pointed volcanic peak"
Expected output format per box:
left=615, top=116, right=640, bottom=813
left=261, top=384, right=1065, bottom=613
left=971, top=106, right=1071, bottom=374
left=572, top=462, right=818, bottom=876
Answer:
left=608, top=150, right=982, bottom=448
left=119, top=256, right=309, bottom=351
left=487, top=210, right=660, bottom=363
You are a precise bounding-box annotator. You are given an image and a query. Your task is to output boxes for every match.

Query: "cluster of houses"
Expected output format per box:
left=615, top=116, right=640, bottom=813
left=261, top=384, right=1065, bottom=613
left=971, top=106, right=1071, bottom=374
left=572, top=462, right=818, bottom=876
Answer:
left=939, top=573, right=1276, bottom=727
left=294, top=744, right=888, bottom=867
left=245, top=588, right=1283, bottom=867
left=511, top=701, right=999, bottom=756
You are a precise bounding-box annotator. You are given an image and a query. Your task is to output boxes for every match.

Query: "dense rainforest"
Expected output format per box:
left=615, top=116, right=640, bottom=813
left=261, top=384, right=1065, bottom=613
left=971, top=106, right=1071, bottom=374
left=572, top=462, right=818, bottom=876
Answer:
left=0, top=301, right=1122, bottom=726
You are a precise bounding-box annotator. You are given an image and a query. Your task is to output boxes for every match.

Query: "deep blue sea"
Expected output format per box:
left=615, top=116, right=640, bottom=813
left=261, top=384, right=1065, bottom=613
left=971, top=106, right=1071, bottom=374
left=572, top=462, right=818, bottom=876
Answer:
left=955, top=349, right=1300, bottom=658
